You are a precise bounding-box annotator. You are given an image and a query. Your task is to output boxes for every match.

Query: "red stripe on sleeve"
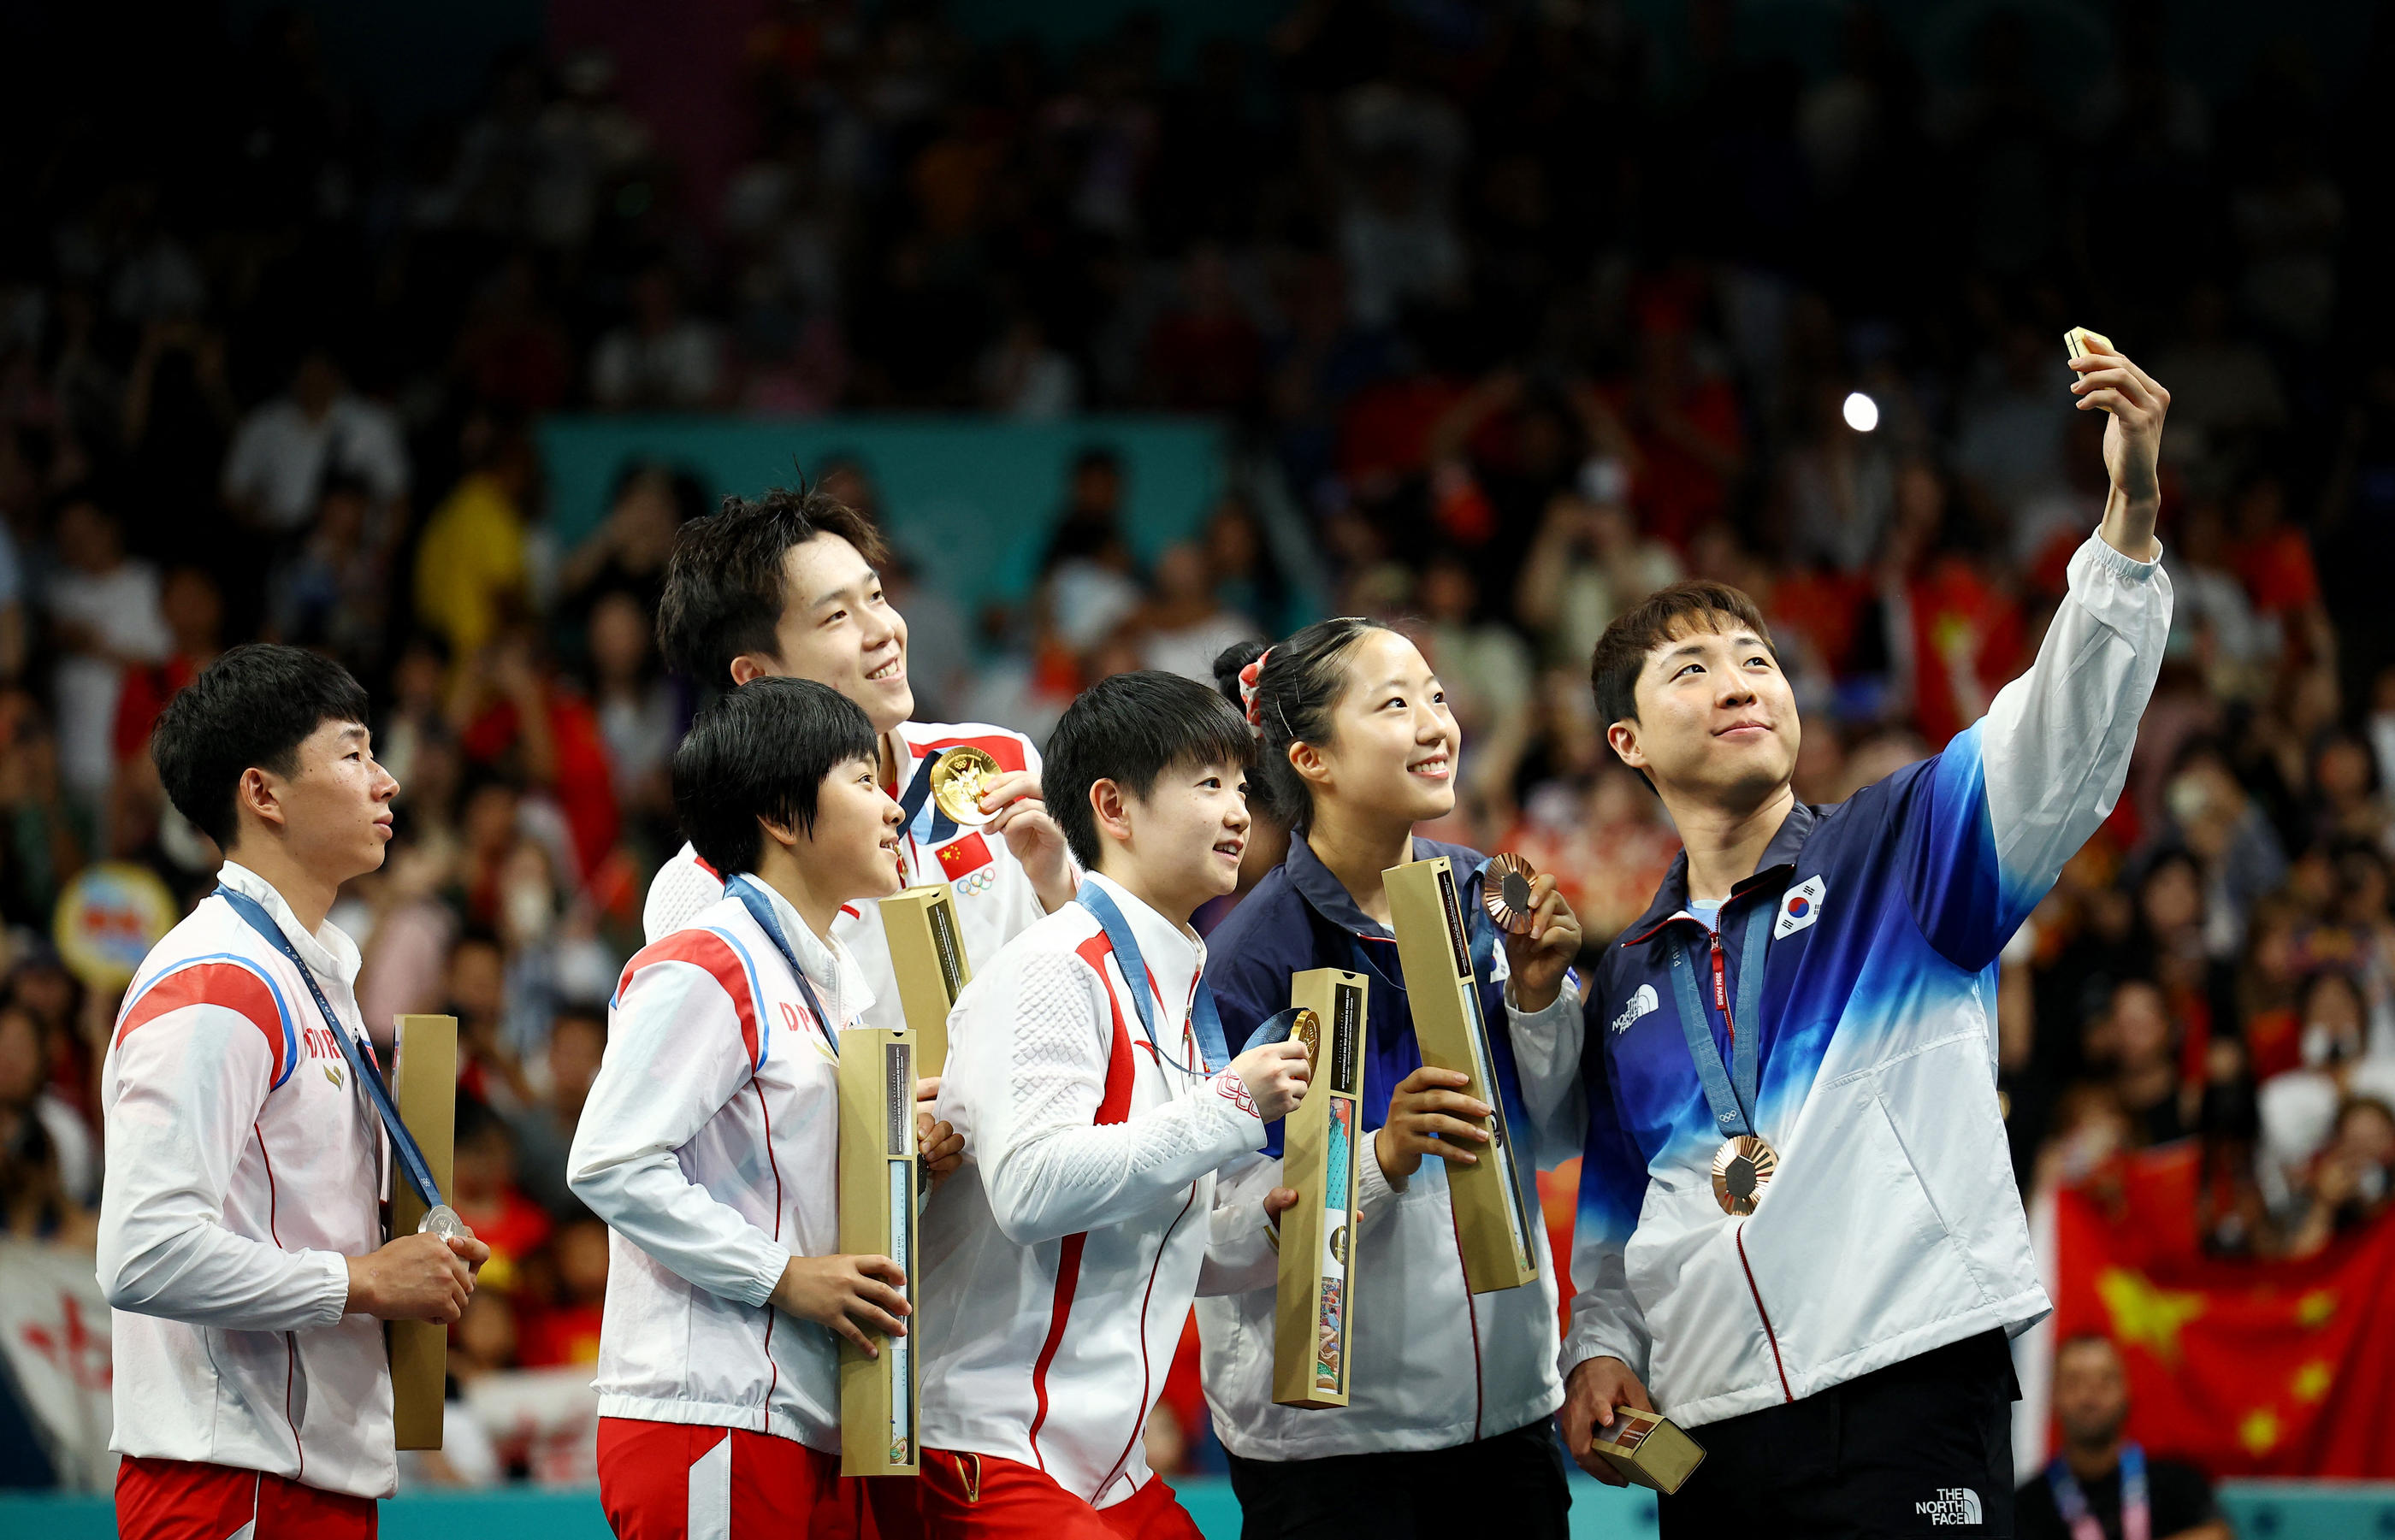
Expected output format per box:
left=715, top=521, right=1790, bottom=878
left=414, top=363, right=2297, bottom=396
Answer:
left=116, top=964, right=287, bottom=1084
left=620, top=930, right=762, bottom=1065
left=1025, top=931, right=1142, bottom=1466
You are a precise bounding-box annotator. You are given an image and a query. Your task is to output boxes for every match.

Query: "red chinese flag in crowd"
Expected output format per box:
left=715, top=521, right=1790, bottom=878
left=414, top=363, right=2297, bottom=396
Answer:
left=2047, top=1171, right=2395, bottom=1477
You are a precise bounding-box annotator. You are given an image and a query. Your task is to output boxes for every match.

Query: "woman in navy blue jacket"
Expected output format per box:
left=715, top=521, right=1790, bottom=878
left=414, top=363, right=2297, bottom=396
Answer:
left=1196, top=618, right=1587, bottom=1538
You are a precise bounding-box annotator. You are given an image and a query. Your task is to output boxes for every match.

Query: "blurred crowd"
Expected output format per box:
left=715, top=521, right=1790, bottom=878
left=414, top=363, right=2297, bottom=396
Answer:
left=5, top=0, right=2395, bottom=1490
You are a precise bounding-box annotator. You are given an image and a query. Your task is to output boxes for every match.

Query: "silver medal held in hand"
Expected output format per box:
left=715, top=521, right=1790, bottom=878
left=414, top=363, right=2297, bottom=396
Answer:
left=417, top=1204, right=473, bottom=1243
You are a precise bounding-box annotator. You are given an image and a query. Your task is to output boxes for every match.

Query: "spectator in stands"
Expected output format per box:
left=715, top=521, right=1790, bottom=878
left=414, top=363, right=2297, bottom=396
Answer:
left=265, top=471, right=393, bottom=669
left=1134, top=541, right=1258, bottom=684
left=589, top=264, right=722, bottom=410
left=2018, top=1334, right=2231, bottom=1540
left=219, top=346, right=409, bottom=534
left=41, top=492, right=169, bottom=819
left=0, top=999, right=96, bottom=1233
left=2283, top=1096, right=2395, bottom=1257
left=413, top=420, right=534, bottom=665
left=555, top=461, right=699, bottom=628
left=2090, top=979, right=2194, bottom=1148
left=585, top=590, right=676, bottom=829
left=502, top=1001, right=604, bottom=1220
left=448, top=1093, right=553, bottom=1295
left=1515, top=475, right=1684, bottom=672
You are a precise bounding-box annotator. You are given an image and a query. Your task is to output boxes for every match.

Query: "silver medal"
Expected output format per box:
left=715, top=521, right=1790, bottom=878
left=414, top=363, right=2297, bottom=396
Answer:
left=417, top=1204, right=472, bottom=1243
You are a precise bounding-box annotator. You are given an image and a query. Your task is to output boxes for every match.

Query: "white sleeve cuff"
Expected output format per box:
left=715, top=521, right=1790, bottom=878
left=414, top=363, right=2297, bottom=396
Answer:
left=1360, top=1126, right=1409, bottom=1211
left=314, top=1250, right=357, bottom=1324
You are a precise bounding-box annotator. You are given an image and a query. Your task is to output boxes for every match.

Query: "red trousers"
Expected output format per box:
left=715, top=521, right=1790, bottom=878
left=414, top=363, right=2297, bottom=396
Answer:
left=879, top=1449, right=1203, bottom=1540
left=596, top=1417, right=873, bottom=1538
left=115, top=1454, right=376, bottom=1539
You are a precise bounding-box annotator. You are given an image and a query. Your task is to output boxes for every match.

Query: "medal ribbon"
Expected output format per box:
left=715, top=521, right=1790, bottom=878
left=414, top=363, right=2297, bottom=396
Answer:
left=725, top=875, right=843, bottom=1057
left=896, top=747, right=964, bottom=848
left=214, top=882, right=446, bottom=1210
left=1665, top=900, right=1774, bottom=1138
left=1077, top=878, right=1229, bottom=1074
left=2047, top=1444, right=2149, bottom=1540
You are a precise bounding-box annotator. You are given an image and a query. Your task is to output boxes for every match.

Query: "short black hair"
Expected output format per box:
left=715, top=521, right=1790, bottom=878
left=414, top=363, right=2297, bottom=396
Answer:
left=672, top=676, right=878, bottom=875
left=1044, top=670, right=1254, bottom=870
left=151, top=644, right=372, bottom=847
left=1213, top=619, right=1399, bottom=830
left=657, top=484, right=891, bottom=689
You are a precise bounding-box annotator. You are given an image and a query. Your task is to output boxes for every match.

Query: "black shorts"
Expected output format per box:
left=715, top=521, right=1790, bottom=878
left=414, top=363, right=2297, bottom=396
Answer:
left=1661, top=1330, right=2019, bottom=1539
left=1224, top=1417, right=1571, bottom=1540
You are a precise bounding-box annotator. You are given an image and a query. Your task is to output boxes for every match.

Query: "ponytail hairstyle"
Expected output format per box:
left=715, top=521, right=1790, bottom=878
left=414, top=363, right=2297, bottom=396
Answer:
left=1212, top=617, right=1401, bottom=832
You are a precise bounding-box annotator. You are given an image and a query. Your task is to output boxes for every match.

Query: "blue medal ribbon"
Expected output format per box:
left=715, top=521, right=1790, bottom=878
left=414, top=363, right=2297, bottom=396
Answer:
left=1665, top=900, right=1774, bottom=1138
left=1076, top=878, right=1228, bottom=1074
left=725, top=874, right=843, bottom=1056
left=2047, top=1443, right=2148, bottom=1540
left=215, top=882, right=446, bottom=1210
left=896, top=747, right=964, bottom=848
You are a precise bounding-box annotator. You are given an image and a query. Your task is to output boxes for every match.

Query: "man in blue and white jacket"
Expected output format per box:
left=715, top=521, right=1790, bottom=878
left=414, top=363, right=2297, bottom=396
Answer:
left=1558, top=339, right=2173, bottom=1536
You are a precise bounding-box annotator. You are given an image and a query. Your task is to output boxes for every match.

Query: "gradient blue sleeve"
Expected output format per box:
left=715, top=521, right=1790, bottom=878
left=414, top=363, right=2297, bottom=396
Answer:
left=1899, top=534, right=2171, bottom=974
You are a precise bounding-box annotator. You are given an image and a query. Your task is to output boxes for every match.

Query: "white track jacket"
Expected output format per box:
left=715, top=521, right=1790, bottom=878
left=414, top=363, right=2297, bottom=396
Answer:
left=918, top=874, right=1266, bottom=1509
left=97, top=862, right=393, bottom=1500
left=570, top=882, right=867, bottom=1451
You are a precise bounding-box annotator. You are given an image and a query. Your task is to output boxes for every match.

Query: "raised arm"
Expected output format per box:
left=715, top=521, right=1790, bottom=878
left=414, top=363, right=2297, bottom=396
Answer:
left=1903, top=341, right=2173, bottom=971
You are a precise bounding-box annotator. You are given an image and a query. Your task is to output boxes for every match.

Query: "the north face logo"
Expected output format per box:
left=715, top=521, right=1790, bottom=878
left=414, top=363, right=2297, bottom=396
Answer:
left=1916, top=1488, right=1982, bottom=1525
left=1610, top=984, right=1659, bottom=1034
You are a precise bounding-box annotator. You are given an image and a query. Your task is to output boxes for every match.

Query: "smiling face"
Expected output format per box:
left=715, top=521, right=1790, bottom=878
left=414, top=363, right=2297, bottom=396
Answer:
left=1103, top=756, right=1252, bottom=920
left=1293, top=628, right=1458, bottom=828
left=780, top=753, right=908, bottom=904
left=1607, top=616, right=1800, bottom=807
left=250, top=719, right=400, bottom=885
left=733, top=534, right=913, bottom=734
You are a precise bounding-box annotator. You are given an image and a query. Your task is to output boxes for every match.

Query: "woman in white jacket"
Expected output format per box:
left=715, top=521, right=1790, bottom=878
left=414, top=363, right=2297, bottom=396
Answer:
left=570, top=678, right=960, bottom=1537
left=1198, top=622, right=1586, bottom=1537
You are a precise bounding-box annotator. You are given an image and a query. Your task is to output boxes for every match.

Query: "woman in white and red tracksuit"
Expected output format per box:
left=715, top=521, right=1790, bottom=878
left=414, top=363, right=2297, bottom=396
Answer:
left=905, top=672, right=1312, bottom=1539
left=570, top=678, right=955, bottom=1537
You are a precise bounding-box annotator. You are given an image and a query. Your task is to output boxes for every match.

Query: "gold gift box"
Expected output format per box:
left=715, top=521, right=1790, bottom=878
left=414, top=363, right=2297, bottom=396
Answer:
left=1274, top=968, right=1369, bottom=1408
left=837, top=1028, right=920, bottom=1477
left=1589, top=1407, right=1707, bottom=1494
left=1384, top=856, right=1538, bottom=1295
left=388, top=1013, right=458, bottom=1450
left=879, top=884, right=973, bottom=1076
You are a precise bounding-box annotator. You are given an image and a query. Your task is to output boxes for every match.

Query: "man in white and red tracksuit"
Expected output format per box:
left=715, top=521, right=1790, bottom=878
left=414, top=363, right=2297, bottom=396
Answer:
left=642, top=483, right=1075, bottom=1000
left=100, top=645, right=487, bottom=1538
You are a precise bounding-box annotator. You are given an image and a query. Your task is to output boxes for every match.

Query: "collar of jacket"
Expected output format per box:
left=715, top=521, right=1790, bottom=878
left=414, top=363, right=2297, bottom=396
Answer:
left=1285, top=830, right=1486, bottom=941
left=1618, top=800, right=1819, bottom=946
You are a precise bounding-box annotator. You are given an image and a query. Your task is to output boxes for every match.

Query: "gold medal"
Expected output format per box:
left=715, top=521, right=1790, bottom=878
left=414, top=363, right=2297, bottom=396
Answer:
left=1711, top=1134, right=1778, bottom=1216
left=1289, top=1007, right=1322, bottom=1071
left=927, top=746, right=1003, bottom=826
left=1481, top=853, right=1540, bottom=935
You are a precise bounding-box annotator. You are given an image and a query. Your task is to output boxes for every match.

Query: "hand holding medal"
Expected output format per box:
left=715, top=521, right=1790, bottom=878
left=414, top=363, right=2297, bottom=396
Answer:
left=925, top=746, right=1077, bottom=912
left=1483, top=853, right=1582, bottom=1012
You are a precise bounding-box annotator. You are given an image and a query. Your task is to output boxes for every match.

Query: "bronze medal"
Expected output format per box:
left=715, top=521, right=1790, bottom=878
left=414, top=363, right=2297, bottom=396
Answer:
left=927, top=746, right=1003, bottom=827
left=1710, top=1134, right=1778, bottom=1216
left=1481, top=853, right=1540, bottom=935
